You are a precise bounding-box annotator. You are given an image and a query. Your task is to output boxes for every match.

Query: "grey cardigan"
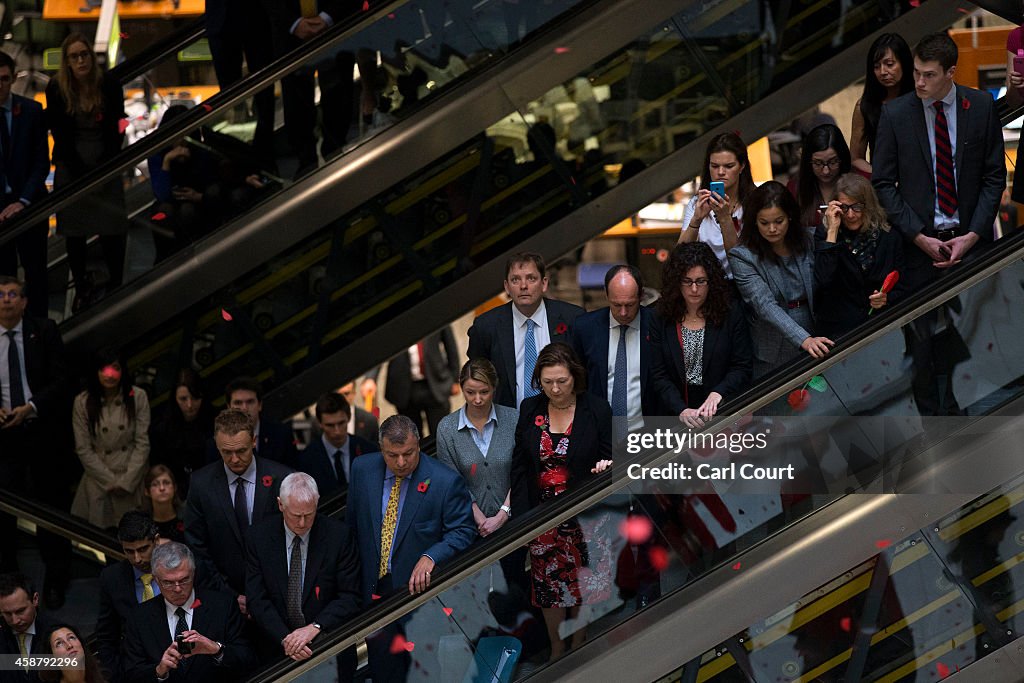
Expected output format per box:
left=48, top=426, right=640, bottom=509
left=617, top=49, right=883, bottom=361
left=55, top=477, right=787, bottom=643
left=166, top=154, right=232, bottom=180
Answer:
left=435, top=404, right=518, bottom=517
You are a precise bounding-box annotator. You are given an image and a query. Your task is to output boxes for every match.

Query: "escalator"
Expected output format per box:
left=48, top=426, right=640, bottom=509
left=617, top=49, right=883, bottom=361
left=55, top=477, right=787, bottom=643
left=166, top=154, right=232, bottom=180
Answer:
left=15, top=0, right=962, bottom=424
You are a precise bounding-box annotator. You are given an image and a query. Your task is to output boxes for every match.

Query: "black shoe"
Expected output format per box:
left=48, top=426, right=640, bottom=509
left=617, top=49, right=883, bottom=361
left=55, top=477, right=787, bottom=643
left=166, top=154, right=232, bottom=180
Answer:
left=44, top=585, right=66, bottom=610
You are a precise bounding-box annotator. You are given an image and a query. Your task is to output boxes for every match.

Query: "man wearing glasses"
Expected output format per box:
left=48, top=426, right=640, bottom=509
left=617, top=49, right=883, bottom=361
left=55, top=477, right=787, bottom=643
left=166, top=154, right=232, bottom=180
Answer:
left=123, top=542, right=256, bottom=682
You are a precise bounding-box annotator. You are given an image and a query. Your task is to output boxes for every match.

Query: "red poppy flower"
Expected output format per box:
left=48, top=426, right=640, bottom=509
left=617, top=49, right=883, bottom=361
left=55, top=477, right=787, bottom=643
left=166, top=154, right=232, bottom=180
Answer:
left=555, top=323, right=568, bottom=335
left=417, top=479, right=431, bottom=493
left=961, top=97, right=970, bottom=111
left=262, top=475, right=273, bottom=487
left=176, top=521, right=185, bottom=532
left=315, top=586, right=320, bottom=600
left=787, top=389, right=810, bottom=412
left=11, top=104, right=20, bottom=117
left=191, top=598, right=202, bottom=609
left=151, top=212, right=167, bottom=221
left=95, top=112, right=103, bottom=122
left=534, top=415, right=546, bottom=427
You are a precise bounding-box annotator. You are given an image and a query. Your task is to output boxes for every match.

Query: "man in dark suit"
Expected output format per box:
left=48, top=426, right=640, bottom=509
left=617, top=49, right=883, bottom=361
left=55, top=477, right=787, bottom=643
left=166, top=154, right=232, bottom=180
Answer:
left=206, top=377, right=298, bottom=469
left=246, top=472, right=360, bottom=679
left=340, top=381, right=379, bottom=443
left=204, top=0, right=275, bottom=164
left=186, top=409, right=292, bottom=617
left=468, top=252, right=584, bottom=408
left=95, top=512, right=162, bottom=681
left=265, top=0, right=359, bottom=172
left=347, top=415, right=475, bottom=680
left=297, top=392, right=375, bottom=498
left=122, top=542, right=257, bottom=683
left=0, top=276, right=71, bottom=607
left=572, top=265, right=657, bottom=426
left=364, top=325, right=461, bottom=436
left=873, top=32, right=1004, bottom=415
left=0, top=53, right=49, bottom=319
left=0, top=573, right=49, bottom=683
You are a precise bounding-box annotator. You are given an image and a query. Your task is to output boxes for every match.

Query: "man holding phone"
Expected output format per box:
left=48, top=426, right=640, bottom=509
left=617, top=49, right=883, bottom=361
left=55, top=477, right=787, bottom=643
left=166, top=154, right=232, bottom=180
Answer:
left=122, top=542, right=256, bottom=682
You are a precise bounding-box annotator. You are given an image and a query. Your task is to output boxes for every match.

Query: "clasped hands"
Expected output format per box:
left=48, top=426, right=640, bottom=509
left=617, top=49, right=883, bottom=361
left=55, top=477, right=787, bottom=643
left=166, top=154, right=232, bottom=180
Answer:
left=0, top=404, right=31, bottom=429
left=281, top=624, right=320, bottom=661
left=915, top=232, right=978, bottom=269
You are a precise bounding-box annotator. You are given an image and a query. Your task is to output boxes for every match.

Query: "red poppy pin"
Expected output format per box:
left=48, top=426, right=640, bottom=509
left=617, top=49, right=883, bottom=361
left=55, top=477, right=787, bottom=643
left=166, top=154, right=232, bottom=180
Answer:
left=11, top=103, right=20, bottom=117
left=95, top=111, right=103, bottom=122
left=417, top=479, right=431, bottom=493
left=555, top=323, right=568, bottom=335
left=176, top=520, right=185, bottom=532
left=262, top=475, right=273, bottom=488
left=315, top=585, right=321, bottom=600
left=961, top=97, right=970, bottom=111
left=128, top=388, right=135, bottom=398
left=191, top=598, right=202, bottom=610
left=534, top=415, right=546, bottom=427
left=355, top=445, right=363, bottom=456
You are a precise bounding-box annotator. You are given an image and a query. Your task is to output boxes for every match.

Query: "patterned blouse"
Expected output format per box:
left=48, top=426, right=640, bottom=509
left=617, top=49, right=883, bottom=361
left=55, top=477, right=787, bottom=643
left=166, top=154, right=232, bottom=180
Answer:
left=682, top=326, right=705, bottom=385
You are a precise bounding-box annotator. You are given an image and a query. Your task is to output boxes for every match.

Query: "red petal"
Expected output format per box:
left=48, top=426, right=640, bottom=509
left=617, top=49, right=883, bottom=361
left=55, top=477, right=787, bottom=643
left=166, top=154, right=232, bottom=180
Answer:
left=787, top=389, right=810, bottom=411
left=875, top=539, right=892, bottom=549
left=117, top=119, right=130, bottom=134
left=405, top=641, right=415, bottom=652
left=881, top=270, right=900, bottom=293
left=151, top=212, right=167, bottom=221
left=371, top=594, right=381, bottom=601
left=840, top=616, right=852, bottom=632
left=469, top=463, right=477, bottom=477
left=648, top=546, right=669, bottom=571
left=936, top=662, right=950, bottom=678
left=442, top=607, right=453, bottom=617
left=554, top=46, right=570, bottom=54
left=201, top=103, right=212, bottom=112
left=618, top=515, right=654, bottom=544
left=221, top=309, right=233, bottom=321
left=389, top=634, right=407, bottom=654
left=731, top=561, right=742, bottom=571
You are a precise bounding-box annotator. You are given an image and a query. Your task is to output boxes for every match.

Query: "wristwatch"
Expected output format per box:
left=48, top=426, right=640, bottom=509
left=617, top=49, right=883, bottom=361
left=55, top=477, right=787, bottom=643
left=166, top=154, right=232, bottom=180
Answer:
left=500, top=504, right=512, bottom=518
left=312, top=623, right=322, bottom=631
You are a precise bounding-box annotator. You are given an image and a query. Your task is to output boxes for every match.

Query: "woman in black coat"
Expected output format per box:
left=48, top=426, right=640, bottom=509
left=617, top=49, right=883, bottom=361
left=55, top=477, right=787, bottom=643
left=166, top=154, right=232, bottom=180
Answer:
left=510, top=342, right=612, bottom=661
left=45, top=33, right=127, bottom=309
left=814, top=173, right=905, bottom=339
left=651, top=242, right=752, bottom=428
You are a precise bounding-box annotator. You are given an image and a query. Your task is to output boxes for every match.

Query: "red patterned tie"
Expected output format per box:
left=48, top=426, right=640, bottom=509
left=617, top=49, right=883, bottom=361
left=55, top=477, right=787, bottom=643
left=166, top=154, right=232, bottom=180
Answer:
left=933, top=101, right=957, bottom=217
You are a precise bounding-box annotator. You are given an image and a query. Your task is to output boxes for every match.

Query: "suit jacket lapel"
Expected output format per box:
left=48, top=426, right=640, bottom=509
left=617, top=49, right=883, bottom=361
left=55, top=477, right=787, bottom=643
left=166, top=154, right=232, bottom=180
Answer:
left=597, top=309, right=611, bottom=400
left=213, top=467, right=243, bottom=545
left=701, top=321, right=718, bottom=380
left=252, top=459, right=274, bottom=524
left=639, top=307, right=651, bottom=389
left=497, top=305, right=516, bottom=394
left=302, top=520, right=324, bottom=602
left=370, top=459, right=385, bottom=562
left=954, top=85, right=967, bottom=172
left=911, top=96, right=933, bottom=179
left=546, top=300, right=568, bottom=340
left=392, top=457, right=428, bottom=554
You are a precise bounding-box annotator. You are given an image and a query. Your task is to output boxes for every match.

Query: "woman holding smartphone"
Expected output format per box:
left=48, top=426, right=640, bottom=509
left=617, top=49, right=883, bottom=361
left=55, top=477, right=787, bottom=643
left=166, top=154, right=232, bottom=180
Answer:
left=1008, top=22, right=1024, bottom=205
left=678, top=132, right=756, bottom=279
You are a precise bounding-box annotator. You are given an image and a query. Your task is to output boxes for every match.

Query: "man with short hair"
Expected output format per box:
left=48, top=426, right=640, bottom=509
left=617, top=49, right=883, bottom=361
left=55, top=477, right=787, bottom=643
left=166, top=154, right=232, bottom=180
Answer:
left=572, top=265, right=657, bottom=426
left=95, top=511, right=163, bottom=681
left=0, top=573, right=49, bottom=682
left=0, top=52, right=50, bottom=319
left=245, top=472, right=360, bottom=678
left=206, top=377, right=298, bottom=469
left=297, top=392, right=375, bottom=498
left=348, top=415, right=475, bottom=680
left=872, top=32, right=1004, bottom=415
left=468, top=252, right=584, bottom=408
left=186, top=409, right=292, bottom=617
left=122, top=542, right=256, bottom=682
left=339, top=382, right=378, bottom=443
left=0, top=276, right=71, bottom=607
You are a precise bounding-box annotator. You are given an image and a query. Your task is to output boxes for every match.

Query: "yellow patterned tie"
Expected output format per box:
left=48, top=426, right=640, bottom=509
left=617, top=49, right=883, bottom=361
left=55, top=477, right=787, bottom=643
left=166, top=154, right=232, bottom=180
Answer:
left=141, top=573, right=154, bottom=601
left=299, top=0, right=317, bottom=18
left=379, top=476, right=403, bottom=578
left=16, top=633, right=26, bottom=657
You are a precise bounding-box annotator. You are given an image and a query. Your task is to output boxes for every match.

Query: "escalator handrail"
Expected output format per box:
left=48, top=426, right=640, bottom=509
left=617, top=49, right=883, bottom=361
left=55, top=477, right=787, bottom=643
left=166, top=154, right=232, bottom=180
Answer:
left=0, top=0, right=445, bottom=250
left=0, top=490, right=125, bottom=561
left=247, top=218, right=1024, bottom=682
left=108, top=17, right=207, bottom=85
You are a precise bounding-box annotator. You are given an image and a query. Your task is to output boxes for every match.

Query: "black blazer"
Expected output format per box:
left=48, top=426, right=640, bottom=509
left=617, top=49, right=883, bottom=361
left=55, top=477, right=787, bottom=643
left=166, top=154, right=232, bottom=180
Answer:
left=648, top=305, right=753, bottom=416
left=245, top=515, right=361, bottom=645
left=0, top=95, right=49, bottom=203
left=44, top=76, right=125, bottom=177
left=296, top=433, right=375, bottom=498
left=510, top=392, right=612, bottom=515
left=352, top=406, right=378, bottom=443
left=377, top=326, right=461, bottom=407
left=571, top=305, right=658, bottom=416
left=813, top=226, right=906, bottom=339
left=205, top=419, right=298, bottom=470
left=19, top=317, right=70, bottom=423
left=95, top=560, right=147, bottom=680
left=0, top=616, right=51, bottom=683
left=184, top=457, right=293, bottom=596
left=121, top=589, right=257, bottom=683
left=468, top=298, right=585, bottom=408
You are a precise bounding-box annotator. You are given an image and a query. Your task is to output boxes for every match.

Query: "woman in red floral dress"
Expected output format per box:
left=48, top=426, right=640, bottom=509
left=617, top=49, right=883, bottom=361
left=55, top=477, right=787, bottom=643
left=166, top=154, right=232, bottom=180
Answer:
left=510, top=343, right=613, bottom=661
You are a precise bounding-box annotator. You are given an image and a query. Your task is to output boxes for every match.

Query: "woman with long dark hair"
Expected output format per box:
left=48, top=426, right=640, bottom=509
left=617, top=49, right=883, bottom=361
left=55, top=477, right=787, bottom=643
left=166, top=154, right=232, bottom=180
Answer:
left=651, top=243, right=752, bottom=427
left=71, top=348, right=150, bottom=530
left=814, top=173, right=905, bottom=337
left=45, top=33, right=127, bottom=310
left=41, top=623, right=108, bottom=683
left=677, top=132, right=756, bottom=278
left=790, top=124, right=852, bottom=228
left=148, top=367, right=215, bottom=496
left=729, top=181, right=834, bottom=378
left=850, top=33, right=914, bottom=175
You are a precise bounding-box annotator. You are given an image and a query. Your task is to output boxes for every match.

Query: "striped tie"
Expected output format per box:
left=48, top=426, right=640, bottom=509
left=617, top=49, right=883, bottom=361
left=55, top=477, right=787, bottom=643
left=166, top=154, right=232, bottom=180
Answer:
left=524, top=319, right=539, bottom=399
left=933, top=101, right=957, bottom=217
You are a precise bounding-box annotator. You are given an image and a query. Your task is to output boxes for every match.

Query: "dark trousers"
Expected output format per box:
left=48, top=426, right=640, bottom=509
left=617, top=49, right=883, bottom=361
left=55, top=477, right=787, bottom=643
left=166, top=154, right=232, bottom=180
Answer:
left=208, top=5, right=276, bottom=164
left=0, top=209, right=48, bottom=318
left=281, top=51, right=355, bottom=172
left=65, top=234, right=126, bottom=290
left=395, top=380, right=449, bottom=437
left=365, top=574, right=410, bottom=682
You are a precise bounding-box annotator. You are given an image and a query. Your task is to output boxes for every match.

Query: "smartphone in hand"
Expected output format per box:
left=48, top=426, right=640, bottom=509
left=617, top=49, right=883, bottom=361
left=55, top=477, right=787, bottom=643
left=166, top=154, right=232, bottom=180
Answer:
left=709, top=181, right=725, bottom=200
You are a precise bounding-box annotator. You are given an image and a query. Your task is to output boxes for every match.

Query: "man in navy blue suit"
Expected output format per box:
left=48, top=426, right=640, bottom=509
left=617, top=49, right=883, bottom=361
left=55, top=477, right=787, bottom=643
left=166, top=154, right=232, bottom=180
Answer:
left=297, top=392, right=375, bottom=498
left=347, top=415, right=475, bottom=680
left=571, top=265, right=657, bottom=427
left=0, top=52, right=50, bottom=319
left=468, top=252, right=584, bottom=408
left=206, top=377, right=298, bottom=469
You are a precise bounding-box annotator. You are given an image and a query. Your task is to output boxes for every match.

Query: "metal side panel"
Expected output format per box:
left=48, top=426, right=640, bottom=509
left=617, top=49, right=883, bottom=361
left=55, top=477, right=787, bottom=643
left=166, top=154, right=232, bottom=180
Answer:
left=531, top=403, right=1024, bottom=683
left=943, top=635, right=1024, bottom=683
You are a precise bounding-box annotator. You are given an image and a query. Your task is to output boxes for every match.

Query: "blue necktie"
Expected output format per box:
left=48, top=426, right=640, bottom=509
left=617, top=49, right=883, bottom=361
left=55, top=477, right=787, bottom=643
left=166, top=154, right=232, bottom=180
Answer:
left=524, top=319, right=539, bottom=398
left=611, top=324, right=628, bottom=416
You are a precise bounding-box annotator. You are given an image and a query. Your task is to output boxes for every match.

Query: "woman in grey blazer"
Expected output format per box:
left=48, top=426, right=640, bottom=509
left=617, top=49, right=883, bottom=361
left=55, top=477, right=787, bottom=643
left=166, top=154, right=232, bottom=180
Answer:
left=729, top=181, right=835, bottom=379
left=436, top=358, right=518, bottom=538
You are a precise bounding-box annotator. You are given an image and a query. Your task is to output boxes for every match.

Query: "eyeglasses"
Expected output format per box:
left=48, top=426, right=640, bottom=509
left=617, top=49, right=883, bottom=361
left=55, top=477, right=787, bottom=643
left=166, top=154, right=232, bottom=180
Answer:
left=156, top=576, right=193, bottom=589
left=810, top=158, right=841, bottom=170
left=0, top=290, right=24, bottom=301
left=681, top=278, right=710, bottom=288
left=837, top=203, right=864, bottom=214
left=66, top=51, right=92, bottom=63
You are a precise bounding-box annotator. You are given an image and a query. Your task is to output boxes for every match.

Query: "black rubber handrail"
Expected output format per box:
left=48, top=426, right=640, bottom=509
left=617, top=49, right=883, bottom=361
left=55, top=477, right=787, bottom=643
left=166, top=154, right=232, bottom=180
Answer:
left=0, top=489, right=124, bottom=561
left=108, top=17, right=206, bottom=85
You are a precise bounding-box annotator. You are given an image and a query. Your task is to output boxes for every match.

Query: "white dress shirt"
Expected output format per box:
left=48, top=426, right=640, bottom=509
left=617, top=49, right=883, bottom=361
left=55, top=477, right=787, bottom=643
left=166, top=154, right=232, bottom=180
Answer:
left=164, top=592, right=196, bottom=641
left=323, top=433, right=351, bottom=483
left=511, top=300, right=551, bottom=408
